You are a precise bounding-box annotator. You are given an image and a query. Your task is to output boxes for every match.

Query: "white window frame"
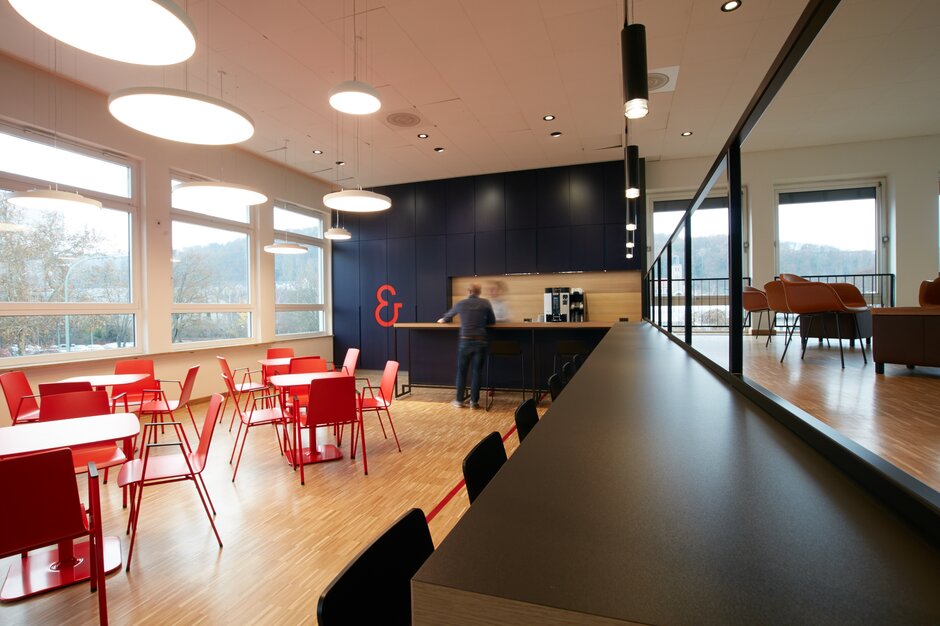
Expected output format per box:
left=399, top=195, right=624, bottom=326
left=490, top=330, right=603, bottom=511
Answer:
left=0, top=128, right=141, bottom=365
left=272, top=200, right=329, bottom=339
left=169, top=173, right=257, bottom=349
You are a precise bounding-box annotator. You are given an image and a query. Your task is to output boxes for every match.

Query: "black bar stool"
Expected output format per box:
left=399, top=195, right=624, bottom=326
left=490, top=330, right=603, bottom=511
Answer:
left=553, top=340, right=587, bottom=377
left=485, top=339, right=525, bottom=411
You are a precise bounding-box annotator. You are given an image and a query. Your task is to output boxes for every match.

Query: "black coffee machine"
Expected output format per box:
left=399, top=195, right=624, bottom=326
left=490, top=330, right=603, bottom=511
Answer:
left=570, top=288, right=585, bottom=322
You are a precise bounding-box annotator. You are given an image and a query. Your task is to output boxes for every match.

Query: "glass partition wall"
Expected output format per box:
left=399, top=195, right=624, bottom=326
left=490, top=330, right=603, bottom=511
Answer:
left=643, top=0, right=940, bottom=516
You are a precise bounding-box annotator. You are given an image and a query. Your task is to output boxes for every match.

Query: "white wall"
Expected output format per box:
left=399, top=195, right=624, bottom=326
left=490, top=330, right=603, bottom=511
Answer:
left=646, top=134, right=940, bottom=306
left=0, top=53, right=336, bottom=425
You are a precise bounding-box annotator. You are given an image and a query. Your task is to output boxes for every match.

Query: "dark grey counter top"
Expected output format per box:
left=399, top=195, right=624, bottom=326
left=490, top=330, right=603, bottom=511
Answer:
left=413, top=323, right=940, bottom=624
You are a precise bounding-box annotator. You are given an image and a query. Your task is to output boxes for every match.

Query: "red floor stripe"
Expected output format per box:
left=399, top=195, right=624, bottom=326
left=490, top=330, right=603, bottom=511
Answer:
left=425, top=425, right=518, bottom=524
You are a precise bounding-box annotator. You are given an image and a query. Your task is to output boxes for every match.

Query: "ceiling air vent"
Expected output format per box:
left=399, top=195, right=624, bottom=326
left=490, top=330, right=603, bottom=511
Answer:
left=648, top=66, right=679, bottom=94
left=386, top=111, right=422, bottom=127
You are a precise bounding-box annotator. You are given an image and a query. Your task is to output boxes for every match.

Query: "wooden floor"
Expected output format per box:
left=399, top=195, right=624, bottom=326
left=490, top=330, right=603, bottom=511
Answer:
left=0, top=375, right=533, bottom=625
left=690, top=332, right=940, bottom=492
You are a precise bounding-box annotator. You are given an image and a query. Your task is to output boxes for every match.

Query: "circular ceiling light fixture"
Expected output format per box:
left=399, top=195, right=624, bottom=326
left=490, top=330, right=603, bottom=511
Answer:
left=109, top=87, right=255, bottom=145
left=8, top=189, right=102, bottom=211
left=434, top=147, right=445, bottom=153
left=313, top=149, right=323, bottom=155
left=626, top=241, right=635, bottom=249
left=681, top=131, right=693, bottom=136
left=264, top=242, right=308, bottom=255
left=721, top=0, right=742, bottom=12
left=626, top=252, right=634, bottom=259
left=172, top=182, right=267, bottom=209
left=323, top=189, right=391, bottom=213
left=328, top=80, right=381, bottom=115
left=417, top=133, right=429, bottom=139
left=542, top=114, right=555, bottom=121
left=9, top=0, right=196, bottom=66
left=550, top=131, right=562, bottom=138
left=324, top=226, right=352, bottom=240
left=335, top=160, right=345, bottom=166
left=626, top=223, right=637, bottom=232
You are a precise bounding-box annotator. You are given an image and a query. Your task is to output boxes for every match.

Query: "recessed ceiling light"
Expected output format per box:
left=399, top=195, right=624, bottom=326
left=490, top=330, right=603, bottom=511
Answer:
left=681, top=131, right=693, bottom=136
left=550, top=131, right=562, bottom=138
left=417, top=133, right=429, bottom=139
left=335, top=160, right=345, bottom=166
left=720, top=0, right=742, bottom=12
left=543, top=115, right=555, bottom=121
left=434, top=147, right=445, bottom=153
left=313, top=149, right=323, bottom=155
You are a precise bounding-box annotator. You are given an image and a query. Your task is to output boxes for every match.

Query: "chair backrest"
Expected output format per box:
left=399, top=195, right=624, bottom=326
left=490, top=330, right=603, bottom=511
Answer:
left=763, top=280, right=790, bottom=313
left=216, top=355, right=234, bottom=380
left=514, top=399, right=539, bottom=444
left=267, top=347, right=295, bottom=359
left=489, top=340, right=522, bottom=356
left=39, top=381, right=93, bottom=396
left=192, top=394, right=223, bottom=470
left=779, top=273, right=809, bottom=283
left=919, top=275, right=940, bottom=307
left=0, top=448, right=88, bottom=558
left=178, top=365, right=200, bottom=406
left=39, top=390, right=112, bottom=421
left=572, top=353, right=583, bottom=372
left=742, top=286, right=769, bottom=312
left=112, top=359, right=155, bottom=398
left=289, top=356, right=327, bottom=374
left=548, top=373, right=563, bottom=401
left=780, top=281, right=843, bottom=315
left=561, top=361, right=575, bottom=385
left=463, top=431, right=507, bottom=504
left=556, top=339, right=586, bottom=359
left=342, top=348, right=360, bottom=376
left=378, top=360, right=400, bottom=404
left=829, top=283, right=868, bottom=308
left=306, top=376, right=357, bottom=428
left=219, top=374, right=245, bottom=420
left=317, top=508, right=434, bottom=626
left=0, top=371, right=38, bottom=421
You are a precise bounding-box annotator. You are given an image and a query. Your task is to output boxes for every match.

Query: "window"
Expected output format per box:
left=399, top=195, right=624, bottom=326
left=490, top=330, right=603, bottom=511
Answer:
left=273, top=202, right=326, bottom=336
left=652, top=197, right=729, bottom=277
left=0, top=133, right=137, bottom=362
left=170, top=177, right=253, bottom=344
left=777, top=185, right=880, bottom=276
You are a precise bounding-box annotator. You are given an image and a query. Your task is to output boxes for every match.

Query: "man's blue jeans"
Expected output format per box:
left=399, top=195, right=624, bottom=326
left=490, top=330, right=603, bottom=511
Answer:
left=456, top=338, right=488, bottom=404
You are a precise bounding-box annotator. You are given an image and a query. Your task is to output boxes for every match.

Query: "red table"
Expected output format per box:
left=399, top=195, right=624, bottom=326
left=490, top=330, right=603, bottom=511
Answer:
left=269, top=371, right=348, bottom=465
left=0, top=413, right=139, bottom=601
left=59, top=373, right=149, bottom=391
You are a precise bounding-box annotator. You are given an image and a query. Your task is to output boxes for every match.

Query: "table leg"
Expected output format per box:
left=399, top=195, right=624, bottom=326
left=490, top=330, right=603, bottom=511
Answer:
left=0, top=537, right=121, bottom=601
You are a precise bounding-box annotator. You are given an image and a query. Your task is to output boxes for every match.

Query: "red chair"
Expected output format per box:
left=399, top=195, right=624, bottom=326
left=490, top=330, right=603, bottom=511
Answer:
left=39, top=381, right=93, bottom=396
left=296, top=375, right=366, bottom=485
left=0, top=371, right=40, bottom=424
left=118, top=393, right=224, bottom=571
left=341, top=348, right=360, bottom=376
left=217, top=355, right=267, bottom=426
left=359, top=361, right=401, bottom=452
left=137, top=365, right=200, bottom=439
left=227, top=374, right=287, bottom=482
left=262, top=347, right=295, bottom=384
left=112, top=359, right=158, bottom=411
left=0, top=450, right=107, bottom=623
left=282, top=356, right=328, bottom=415
left=38, top=391, right=128, bottom=475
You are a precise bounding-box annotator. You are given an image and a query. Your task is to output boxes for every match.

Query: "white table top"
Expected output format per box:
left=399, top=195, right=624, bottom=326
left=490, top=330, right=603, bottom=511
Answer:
left=0, top=413, right=140, bottom=457
left=268, top=371, right=347, bottom=388
left=59, top=373, right=150, bottom=387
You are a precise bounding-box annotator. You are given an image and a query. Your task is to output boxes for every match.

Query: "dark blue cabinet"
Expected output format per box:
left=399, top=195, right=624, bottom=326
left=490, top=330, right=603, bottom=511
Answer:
left=416, top=236, right=447, bottom=322
left=446, top=177, right=475, bottom=234
left=604, top=223, right=632, bottom=271
left=570, top=224, right=605, bottom=271
left=569, top=164, right=604, bottom=225
left=603, top=160, right=627, bottom=224
left=505, top=170, right=537, bottom=230
left=446, top=233, right=474, bottom=277
left=537, top=227, right=570, bottom=273
left=358, top=210, right=387, bottom=241
left=475, top=230, right=506, bottom=276
left=475, top=174, right=505, bottom=232
left=387, top=237, right=415, bottom=368
left=506, top=229, right=537, bottom=274
left=386, top=184, right=415, bottom=239
left=415, top=180, right=447, bottom=236
left=331, top=241, right=360, bottom=363
left=537, top=167, right=569, bottom=228
left=358, top=240, right=389, bottom=369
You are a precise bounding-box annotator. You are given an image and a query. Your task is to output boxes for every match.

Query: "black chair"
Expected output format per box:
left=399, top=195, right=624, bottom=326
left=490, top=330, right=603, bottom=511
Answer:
left=561, top=361, right=575, bottom=385
left=547, top=373, right=564, bottom=401
left=572, top=353, right=584, bottom=372
left=317, top=508, right=434, bottom=626
left=553, top=339, right=587, bottom=377
left=462, top=431, right=507, bottom=505
left=485, top=339, right=525, bottom=411
left=514, top=399, right=538, bottom=444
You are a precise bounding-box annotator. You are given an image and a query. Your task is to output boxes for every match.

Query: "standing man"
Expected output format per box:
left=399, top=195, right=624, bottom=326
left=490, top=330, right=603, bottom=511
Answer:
left=437, top=283, right=496, bottom=408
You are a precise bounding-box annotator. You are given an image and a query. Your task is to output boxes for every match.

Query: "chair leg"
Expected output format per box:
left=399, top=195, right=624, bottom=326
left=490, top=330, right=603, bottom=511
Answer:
left=232, top=424, right=251, bottom=483
left=766, top=312, right=775, bottom=347
left=126, top=481, right=146, bottom=571
left=186, top=404, right=199, bottom=435
left=853, top=315, right=868, bottom=365
left=196, top=473, right=217, bottom=516
left=359, top=416, right=368, bottom=475
left=219, top=394, right=229, bottom=424
left=384, top=407, right=401, bottom=452
left=801, top=315, right=816, bottom=359
left=781, top=315, right=799, bottom=362
left=190, top=476, right=223, bottom=547
left=230, top=421, right=245, bottom=464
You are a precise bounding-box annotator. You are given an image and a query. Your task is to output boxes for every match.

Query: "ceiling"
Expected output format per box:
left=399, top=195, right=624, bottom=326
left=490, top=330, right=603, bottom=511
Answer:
left=0, top=0, right=936, bottom=188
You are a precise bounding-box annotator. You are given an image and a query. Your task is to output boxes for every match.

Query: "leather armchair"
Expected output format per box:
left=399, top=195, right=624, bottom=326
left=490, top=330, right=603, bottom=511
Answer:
left=919, top=274, right=940, bottom=307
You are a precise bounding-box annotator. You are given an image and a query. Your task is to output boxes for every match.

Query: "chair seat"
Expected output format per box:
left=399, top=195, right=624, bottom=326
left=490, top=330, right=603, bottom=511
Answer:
left=138, top=399, right=181, bottom=413
left=240, top=407, right=283, bottom=427
left=71, top=445, right=127, bottom=473
left=359, top=397, right=390, bottom=410
left=14, top=408, right=40, bottom=423
left=118, top=453, right=202, bottom=486
left=235, top=381, right=268, bottom=394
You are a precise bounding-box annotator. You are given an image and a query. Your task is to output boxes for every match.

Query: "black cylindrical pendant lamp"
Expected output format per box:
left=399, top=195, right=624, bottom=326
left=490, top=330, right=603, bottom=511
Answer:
left=622, top=23, right=649, bottom=119
left=625, top=144, right=640, bottom=199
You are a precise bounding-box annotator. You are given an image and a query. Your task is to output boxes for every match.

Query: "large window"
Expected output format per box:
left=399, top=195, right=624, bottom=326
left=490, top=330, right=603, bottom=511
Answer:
left=777, top=184, right=880, bottom=275
left=0, top=129, right=136, bottom=362
left=171, top=177, right=253, bottom=344
left=273, top=203, right=326, bottom=336
left=652, top=197, right=730, bottom=277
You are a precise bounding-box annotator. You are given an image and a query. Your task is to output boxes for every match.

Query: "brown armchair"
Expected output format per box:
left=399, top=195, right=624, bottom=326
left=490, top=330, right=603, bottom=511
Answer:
left=763, top=280, right=794, bottom=354
left=743, top=286, right=771, bottom=340
left=919, top=274, right=940, bottom=307
left=779, top=280, right=869, bottom=368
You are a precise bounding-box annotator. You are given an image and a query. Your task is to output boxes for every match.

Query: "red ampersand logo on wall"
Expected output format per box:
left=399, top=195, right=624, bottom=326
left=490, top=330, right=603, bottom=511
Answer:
left=374, top=284, right=403, bottom=327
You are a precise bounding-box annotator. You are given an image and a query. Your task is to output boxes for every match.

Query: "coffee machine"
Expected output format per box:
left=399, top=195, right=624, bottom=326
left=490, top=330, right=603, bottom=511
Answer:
left=570, top=288, right=585, bottom=322
left=544, top=287, right=571, bottom=322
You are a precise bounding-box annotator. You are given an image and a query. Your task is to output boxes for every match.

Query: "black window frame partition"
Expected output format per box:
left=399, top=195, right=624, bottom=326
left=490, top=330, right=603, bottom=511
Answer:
left=641, top=0, right=940, bottom=543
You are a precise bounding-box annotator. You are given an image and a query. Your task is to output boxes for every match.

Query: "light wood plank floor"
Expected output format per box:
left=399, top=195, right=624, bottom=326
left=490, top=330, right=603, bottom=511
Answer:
left=689, top=333, right=940, bottom=492
left=0, top=375, right=535, bottom=625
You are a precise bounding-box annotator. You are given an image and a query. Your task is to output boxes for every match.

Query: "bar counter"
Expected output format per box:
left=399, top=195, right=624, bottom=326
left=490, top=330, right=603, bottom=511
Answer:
left=412, top=323, right=940, bottom=624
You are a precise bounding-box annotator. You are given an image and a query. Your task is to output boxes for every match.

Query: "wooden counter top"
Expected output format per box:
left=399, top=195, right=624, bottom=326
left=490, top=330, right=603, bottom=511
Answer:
left=412, top=323, right=940, bottom=625
left=394, top=322, right=615, bottom=330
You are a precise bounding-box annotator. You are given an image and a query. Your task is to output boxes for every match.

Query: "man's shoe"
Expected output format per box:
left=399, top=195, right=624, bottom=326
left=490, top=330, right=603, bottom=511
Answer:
left=451, top=400, right=466, bottom=408
left=469, top=401, right=480, bottom=409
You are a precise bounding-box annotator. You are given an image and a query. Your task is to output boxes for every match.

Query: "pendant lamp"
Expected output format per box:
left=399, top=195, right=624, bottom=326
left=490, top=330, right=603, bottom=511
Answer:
left=109, top=87, right=254, bottom=145
left=329, top=0, right=381, bottom=115
left=9, top=0, right=196, bottom=66
left=622, top=23, right=649, bottom=119
left=323, top=188, right=390, bottom=213
left=325, top=225, right=352, bottom=240
left=8, top=189, right=102, bottom=210
left=264, top=242, right=307, bottom=255
left=625, top=145, right=641, bottom=199
left=172, top=181, right=267, bottom=210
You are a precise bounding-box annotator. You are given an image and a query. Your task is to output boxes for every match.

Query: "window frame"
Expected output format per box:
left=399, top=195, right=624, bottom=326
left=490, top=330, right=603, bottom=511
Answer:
left=271, top=200, right=329, bottom=339
left=169, top=172, right=258, bottom=349
left=0, top=134, right=141, bottom=365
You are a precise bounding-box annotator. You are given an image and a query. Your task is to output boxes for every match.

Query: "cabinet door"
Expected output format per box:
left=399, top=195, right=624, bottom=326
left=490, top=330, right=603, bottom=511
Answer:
left=387, top=237, right=416, bottom=368
left=604, top=223, right=632, bottom=271
left=537, top=227, right=571, bottom=273
left=358, top=240, right=389, bottom=369
left=331, top=241, right=360, bottom=364
left=446, top=177, right=475, bottom=234
left=415, top=180, right=447, bottom=236
left=386, top=184, right=415, bottom=239
left=537, top=167, right=569, bottom=228
left=358, top=209, right=387, bottom=241
left=475, top=230, right=506, bottom=276
left=506, top=170, right=537, bottom=230
left=570, top=224, right=605, bottom=271
left=416, top=235, right=447, bottom=322
left=603, top=160, right=627, bottom=224
left=506, top=229, right=537, bottom=274
left=446, top=233, right=475, bottom=277
left=569, top=164, right=604, bottom=225
left=475, top=174, right=505, bottom=232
